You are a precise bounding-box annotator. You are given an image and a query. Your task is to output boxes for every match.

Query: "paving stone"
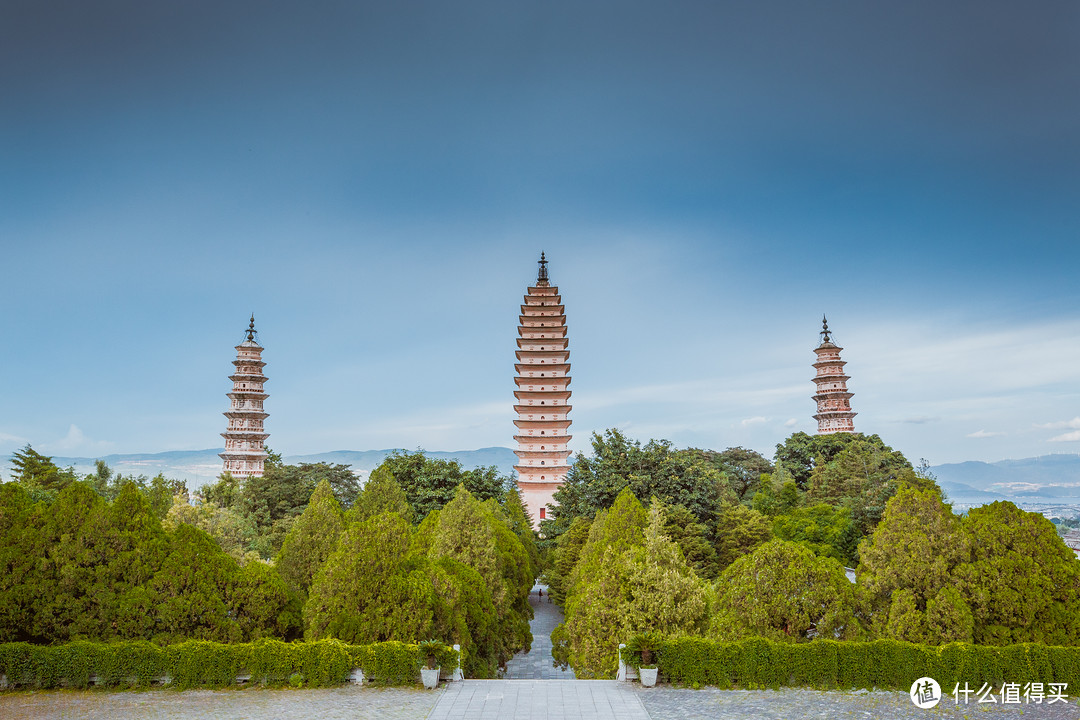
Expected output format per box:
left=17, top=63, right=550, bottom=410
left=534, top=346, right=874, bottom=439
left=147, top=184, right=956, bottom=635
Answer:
left=430, top=680, right=649, bottom=720
left=0, top=685, right=440, bottom=720
left=632, top=685, right=1080, bottom=720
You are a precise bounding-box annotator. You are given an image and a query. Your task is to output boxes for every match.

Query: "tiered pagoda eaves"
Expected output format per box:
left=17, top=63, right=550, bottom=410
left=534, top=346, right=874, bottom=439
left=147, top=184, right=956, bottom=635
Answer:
left=513, top=253, right=572, bottom=524
left=220, top=315, right=270, bottom=478
left=812, top=316, right=856, bottom=434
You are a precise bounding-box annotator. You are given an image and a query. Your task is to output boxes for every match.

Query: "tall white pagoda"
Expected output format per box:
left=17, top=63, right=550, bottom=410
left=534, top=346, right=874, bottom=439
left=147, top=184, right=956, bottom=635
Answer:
left=812, top=316, right=857, bottom=434
left=220, top=315, right=270, bottom=478
left=513, top=253, right=573, bottom=524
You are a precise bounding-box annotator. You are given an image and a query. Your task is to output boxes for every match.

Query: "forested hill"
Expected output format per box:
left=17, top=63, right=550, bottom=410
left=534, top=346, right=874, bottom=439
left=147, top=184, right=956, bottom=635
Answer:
left=9, top=448, right=1080, bottom=501
left=28, top=447, right=519, bottom=488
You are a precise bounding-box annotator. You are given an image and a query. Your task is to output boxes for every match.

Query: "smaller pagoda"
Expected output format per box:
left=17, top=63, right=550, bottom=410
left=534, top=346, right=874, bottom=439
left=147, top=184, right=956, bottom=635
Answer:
left=220, top=315, right=270, bottom=478
left=812, top=316, right=856, bottom=434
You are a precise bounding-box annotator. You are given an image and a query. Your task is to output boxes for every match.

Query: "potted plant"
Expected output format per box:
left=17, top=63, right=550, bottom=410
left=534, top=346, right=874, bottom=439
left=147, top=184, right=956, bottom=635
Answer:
left=626, top=631, right=664, bottom=687
left=418, top=640, right=443, bottom=689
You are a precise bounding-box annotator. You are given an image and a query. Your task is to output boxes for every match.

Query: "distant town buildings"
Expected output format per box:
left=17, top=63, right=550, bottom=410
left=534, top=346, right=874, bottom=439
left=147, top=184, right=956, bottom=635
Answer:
left=812, top=316, right=857, bottom=434
left=513, top=253, right=573, bottom=525
left=220, top=315, right=270, bottom=478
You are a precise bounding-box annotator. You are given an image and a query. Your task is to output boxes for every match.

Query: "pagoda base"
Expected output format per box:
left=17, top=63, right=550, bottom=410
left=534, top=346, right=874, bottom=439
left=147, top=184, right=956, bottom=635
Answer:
left=517, top=482, right=560, bottom=532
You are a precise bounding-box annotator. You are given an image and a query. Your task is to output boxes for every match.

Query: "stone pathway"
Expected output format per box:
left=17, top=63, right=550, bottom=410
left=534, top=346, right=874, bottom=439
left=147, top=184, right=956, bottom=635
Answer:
left=503, top=583, right=574, bottom=680
left=430, top=679, right=647, bottom=720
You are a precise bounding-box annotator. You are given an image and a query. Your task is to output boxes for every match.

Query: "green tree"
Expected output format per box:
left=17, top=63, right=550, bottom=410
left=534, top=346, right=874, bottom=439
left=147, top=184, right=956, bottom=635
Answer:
left=710, top=539, right=861, bottom=642
left=661, top=503, right=719, bottom=579
left=0, top=478, right=297, bottom=645
left=502, top=487, right=542, bottom=580
left=625, top=503, right=709, bottom=634
left=150, top=523, right=243, bottom=644
left=0, top=483, right=41, bottom=641
left=805, top=436, right=916, bottom=535
left=230, top=560, right=302, bottom=641
left=201, top=472, right=242, bottom=509
left=713, top=504, right=773, bottom=571
left=275, top=480, right=345, bottom=596
left=955, top=501, right=1080, bottom=645
left=92, top=483, right=170, bottom=640
left=555, top=495, right=707, bottom=677
left=556, top=489, right=647, bottom=676
left=304, top=511, right=435, bottom=643
left=347, top=465, right=413, bottom=523
left=775, top=432, right=908, bottom=490
left=9, top=444, right=77, bottom=491
left=772, top=504, right=858, bottom=565
left=377, top=450, right=511, bottom=521
left=145, top=473, right=187, bottom=519
left=707, top=447, right=774, bottom=501
left=89, top=459, right=115, bottom=499
left=545, top=429, right=731, bottom=541
left=31, top=482, right=108, bottom=641
left=165, top=496, right=261, bottom=564
left=543, top=516, right=591, bottom=606
left=430, top=486, right=534, bottom=664
left=857, top=486, right=971, bottom=644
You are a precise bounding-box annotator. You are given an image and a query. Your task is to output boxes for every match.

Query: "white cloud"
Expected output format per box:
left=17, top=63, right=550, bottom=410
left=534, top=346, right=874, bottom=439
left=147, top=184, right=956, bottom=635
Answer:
left=39, top=425, right=114, bottom=455
left=1049, top=430, right=1080, bottom=443
left=741, top=416, right=768, bottom=427
left=967, top=430, right=1006, bottom=439
left=0, top=431, right=27, bottom=446
left=1037, top=417, right=1080, bottom=431
left=784, top=418, right=798, bottom=428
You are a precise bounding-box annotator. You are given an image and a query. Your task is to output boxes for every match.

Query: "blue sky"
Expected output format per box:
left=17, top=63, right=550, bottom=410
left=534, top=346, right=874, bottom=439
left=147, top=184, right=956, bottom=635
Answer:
left=1, top=1, right=1078, bottom=468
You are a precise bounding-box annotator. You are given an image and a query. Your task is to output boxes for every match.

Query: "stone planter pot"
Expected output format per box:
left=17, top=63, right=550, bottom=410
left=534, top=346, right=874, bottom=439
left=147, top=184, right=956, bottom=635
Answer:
left=421, top=666, right=441, bottom=690
left=639, top=667, right=658, bottom=687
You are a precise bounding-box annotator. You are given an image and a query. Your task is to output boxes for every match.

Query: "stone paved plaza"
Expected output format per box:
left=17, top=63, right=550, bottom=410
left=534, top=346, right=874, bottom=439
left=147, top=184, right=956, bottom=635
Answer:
left=5, top=683, right=1077, bottom=719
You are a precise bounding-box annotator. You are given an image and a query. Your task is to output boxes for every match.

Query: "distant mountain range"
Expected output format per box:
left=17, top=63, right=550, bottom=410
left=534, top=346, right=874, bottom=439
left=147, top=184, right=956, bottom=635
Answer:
left=929, top=455, right=1080, bottom=505
left=7, top=449, right=1080, bottom=510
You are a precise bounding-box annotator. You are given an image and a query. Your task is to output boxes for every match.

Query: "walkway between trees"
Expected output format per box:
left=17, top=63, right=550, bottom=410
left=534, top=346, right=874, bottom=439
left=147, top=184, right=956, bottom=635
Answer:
left=502, top=583, right=574, bottom=680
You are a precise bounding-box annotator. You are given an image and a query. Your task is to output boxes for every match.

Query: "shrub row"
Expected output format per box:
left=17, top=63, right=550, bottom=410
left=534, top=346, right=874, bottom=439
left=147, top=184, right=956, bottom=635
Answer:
left=0, top=639, right=459, bottom=690
left=652, top=637, right=1080, bottom=691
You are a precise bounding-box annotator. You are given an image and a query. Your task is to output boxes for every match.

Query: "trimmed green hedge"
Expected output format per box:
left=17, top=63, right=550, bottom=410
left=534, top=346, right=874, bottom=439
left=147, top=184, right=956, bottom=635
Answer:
left=0, top=639, right=459, bottom=690
left=649, top=637, right=1080, bottom=691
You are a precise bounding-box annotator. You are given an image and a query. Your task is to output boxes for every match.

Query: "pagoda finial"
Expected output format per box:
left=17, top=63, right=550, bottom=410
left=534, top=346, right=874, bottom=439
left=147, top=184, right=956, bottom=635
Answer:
left=820, top=315, right=831, bottom=343
left=537, top=252, right=549, bottom=284
left=247, top=314, right=257, bottom=342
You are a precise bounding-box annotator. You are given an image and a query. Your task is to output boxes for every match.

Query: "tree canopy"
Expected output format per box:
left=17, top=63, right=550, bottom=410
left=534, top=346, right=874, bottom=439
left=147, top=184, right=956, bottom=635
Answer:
left=0, top=480, right=299, bottom=645
left=710, top=539, right=861, bottom=643
left=376, top=450, right=511, bottom=522
left=275, top=479, right=345, bottom=596
left=544, top=429, right=732, bottom=540
left=553, top=491, right=708, bottom=677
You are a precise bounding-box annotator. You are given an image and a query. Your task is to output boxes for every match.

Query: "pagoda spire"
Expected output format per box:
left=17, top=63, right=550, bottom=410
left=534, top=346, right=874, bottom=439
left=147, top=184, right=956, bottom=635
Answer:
left=812, top=316, right=856, bottom=434
left=219, top=317, right=270, bottom=478
left=513, top=253, right=571, bottom=526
